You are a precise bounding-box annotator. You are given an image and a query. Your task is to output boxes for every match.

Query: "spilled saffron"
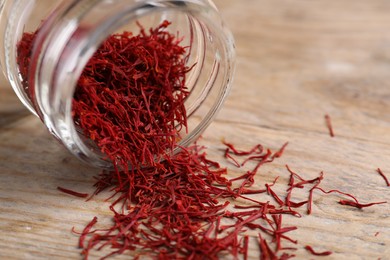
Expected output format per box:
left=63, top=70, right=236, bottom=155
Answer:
left=57, top=186, right=89, bottom=198
left=324, top=114, right=335, bottom=137
left=78, top=217, right=98, bottom=248
left=72, top=21, right=190, bottom=169
left=377, top=168, right=390, bottom=187
left=338, top=200, right=387, bottom=209
left=304, top=245, right=332, bottom=256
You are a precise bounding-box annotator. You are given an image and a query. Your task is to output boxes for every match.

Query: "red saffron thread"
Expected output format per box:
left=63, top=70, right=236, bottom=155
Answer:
left=78, top=217, right=98, bottom=248
left=258, top=234, right=276, bottom=260
left=376, top=168, right=390, bottom=187
left=57, top=186, right=89, bottom=198
left=324, top=114, right=335, bottom=137
left=242, top=236, right=249, bottom=260
left=338, top=200, right=387, bottom=209
left=272, top=142, right=289, bottom=159
left=304, top=245, right=332, bottom=256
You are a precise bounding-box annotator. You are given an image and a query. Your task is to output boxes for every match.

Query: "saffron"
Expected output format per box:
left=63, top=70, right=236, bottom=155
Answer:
left=72, top=21, right=190, bottom=169
left=376, top=168, right=390, bottom=187
left=57, top=186, right=89, bottom=198
left=338, top=200, right=387, bottom=209
left=304, top=245, right=332, bottom=256
left=324, top=114, right=335, bottom=137
left=17, top=18, right=388, bottom=260
left=78, top=216, right=98, bottom=248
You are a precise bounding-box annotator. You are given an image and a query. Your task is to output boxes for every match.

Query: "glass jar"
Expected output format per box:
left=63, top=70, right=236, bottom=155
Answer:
left=0, top=0, right=235, bottom=168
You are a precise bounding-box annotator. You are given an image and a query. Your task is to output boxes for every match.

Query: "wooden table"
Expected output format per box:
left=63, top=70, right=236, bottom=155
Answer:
left=1, top=1, right=389, bottom=259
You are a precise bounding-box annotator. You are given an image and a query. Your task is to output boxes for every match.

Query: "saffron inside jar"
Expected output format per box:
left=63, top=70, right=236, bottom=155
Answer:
left=18, top=21, right=191, bottom=169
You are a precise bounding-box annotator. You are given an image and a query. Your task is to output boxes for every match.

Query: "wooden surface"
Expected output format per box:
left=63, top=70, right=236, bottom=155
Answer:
left=1, top=1, right=390, bottom=259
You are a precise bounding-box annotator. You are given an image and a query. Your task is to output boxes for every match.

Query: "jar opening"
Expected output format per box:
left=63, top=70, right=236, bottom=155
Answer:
left=17, top=1, right=235, bottom=168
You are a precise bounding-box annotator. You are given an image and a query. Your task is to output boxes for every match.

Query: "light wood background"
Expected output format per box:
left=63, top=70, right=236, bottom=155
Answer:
left=1, top=0, right=389, bottom=259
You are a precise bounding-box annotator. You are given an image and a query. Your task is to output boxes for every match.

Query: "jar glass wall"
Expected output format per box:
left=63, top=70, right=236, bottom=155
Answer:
left=0, top=0, right=235, bottom=168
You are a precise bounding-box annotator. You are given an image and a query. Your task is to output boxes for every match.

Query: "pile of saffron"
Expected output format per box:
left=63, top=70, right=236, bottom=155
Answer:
left=17, top=21, right=387, bottom=259
left=72, top=21, right=190, bottom=168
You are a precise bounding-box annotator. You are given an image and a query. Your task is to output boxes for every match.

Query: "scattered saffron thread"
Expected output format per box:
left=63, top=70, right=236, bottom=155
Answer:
left=338, top=200, right=387, bottom=209
left=324, top=114, right=335, bottom=137
left=57, top=186, right=89, bottom=198
left=304, top=245, right=332, bottom=256
left=376, top=168, right=390, bottom=187
left=272, top=142, right=289, bottom=159
left=18, top=20, right=190, bottom=170
left=78, top=217, right=98, bottom=248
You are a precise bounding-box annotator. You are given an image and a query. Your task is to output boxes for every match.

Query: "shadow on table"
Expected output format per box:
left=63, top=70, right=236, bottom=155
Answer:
left=0, top=109, right=31, bottom=129
left=0, top=108, right=98, bottom=199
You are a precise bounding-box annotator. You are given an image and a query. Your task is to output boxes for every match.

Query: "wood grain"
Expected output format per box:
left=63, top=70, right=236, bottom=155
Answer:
left=1, top=1, right=389, bottom=259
